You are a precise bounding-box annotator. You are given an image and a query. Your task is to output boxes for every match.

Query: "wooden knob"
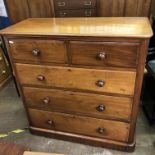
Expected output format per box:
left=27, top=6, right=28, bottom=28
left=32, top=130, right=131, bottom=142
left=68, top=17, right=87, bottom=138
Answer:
left=96, top=80, right=105, bottom=87
left=97, top=104, right=105, bottom=112
left=2, top=70, right=6, bottom=75
left=47, top=120, right=53, bottom=126
left=0, top=57, right=2, bottom=61
left=32, top=49, right=40, bottom=56
left=97, top=127, right=105, bottom=134
left=97, top=52, right=106, bottom=60
left=43, top=97, right=50, bottom=104
left=37, top=75, right=45, bottom=81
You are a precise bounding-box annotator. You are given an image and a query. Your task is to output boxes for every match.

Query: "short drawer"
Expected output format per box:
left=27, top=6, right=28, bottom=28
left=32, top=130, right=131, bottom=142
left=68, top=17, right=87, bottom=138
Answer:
left=8, top=39, right=67, bottom=64
left=55, top=9, right=96, bottom=17
left=23, top=87, right=133, bottom=121
left=16, top=64, right=136, bottom=95
left=29, top=109, right=130, bottom=142
left=54, top=0, right=96, bottom=10
left=70, top=41, right=139, bottom=68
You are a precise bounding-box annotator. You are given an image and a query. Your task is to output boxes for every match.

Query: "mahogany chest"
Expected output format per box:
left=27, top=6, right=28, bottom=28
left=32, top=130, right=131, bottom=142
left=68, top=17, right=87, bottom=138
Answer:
left=0, top=17, right=153, bottom=151
left=0, top=41, right=10, bottom=89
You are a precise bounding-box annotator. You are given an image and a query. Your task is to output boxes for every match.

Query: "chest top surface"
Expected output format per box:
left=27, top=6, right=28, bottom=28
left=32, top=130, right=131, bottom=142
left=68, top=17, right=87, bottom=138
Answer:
left=0, top=17, right=153, bottom=38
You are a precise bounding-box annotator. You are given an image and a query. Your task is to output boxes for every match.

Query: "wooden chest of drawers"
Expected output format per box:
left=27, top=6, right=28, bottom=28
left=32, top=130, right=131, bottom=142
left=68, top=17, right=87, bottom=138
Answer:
left=0, top=17, right=152, bottom=151
left=54, top=0, right=97, bottom=17
left=0, top=42, right=10, bottom=89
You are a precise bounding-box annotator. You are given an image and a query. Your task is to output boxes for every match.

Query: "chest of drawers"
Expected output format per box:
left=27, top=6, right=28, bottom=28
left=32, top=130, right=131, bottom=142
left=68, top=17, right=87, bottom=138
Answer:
left=54, top=0, right=97, bottom=17
left=0, top=42, right=10, bottom=89
left=0, top=17, right=152, bottom=151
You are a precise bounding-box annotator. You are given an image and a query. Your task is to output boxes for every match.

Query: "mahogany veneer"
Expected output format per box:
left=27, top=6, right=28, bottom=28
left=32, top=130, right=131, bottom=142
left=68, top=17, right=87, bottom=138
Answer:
left=0, top=17, right=153, bottom=151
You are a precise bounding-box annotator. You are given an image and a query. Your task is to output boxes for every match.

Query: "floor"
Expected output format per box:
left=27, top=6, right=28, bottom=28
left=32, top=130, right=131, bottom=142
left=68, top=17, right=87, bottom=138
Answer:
left=0, top=81, right=155, bottom=155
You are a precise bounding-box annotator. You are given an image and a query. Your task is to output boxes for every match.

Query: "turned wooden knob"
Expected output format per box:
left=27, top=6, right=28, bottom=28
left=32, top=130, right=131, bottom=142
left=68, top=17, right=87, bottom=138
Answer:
left=97, top=127, right=105, bottom=134
left=37, top=75, right=45, bottom=81
left=47, top=120, right=53, bottom=126
left=2, top=70, right=6, bottom=74
left=0, top=57, right=2, bottom=61
left=96, top=80, right=105, bottom=87
left=97, top=104, right=105, bottom=112
left=43, top=97, right=50, bottom=104
left=32, top=49, right=40, bottom=56
left=97, top=52, right=106, bottom=60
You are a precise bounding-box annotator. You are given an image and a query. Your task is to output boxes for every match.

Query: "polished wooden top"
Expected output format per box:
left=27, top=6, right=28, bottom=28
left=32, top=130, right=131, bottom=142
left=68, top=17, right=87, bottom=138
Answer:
left=0, top=17, right=153, bottom=38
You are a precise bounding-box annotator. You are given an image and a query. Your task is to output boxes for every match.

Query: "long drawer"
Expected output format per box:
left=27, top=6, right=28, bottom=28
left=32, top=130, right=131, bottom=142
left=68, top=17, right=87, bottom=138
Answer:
left=54, top=0, right=96, bottom=10
left=29, top=109, right=130, bottom=142
left=16, top=64, right=136, bottom=95
left=55, top=9, right=96, bottom=17
left=70, top=41, right=139, bottom=68
left=8, top=39, right=67, bottom=64
left=23, top=87, right=133, bottom=121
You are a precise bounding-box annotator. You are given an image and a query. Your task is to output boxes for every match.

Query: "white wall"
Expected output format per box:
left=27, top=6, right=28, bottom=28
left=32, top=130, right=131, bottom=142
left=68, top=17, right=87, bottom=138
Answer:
left=0, top=0, right=7, bottom=17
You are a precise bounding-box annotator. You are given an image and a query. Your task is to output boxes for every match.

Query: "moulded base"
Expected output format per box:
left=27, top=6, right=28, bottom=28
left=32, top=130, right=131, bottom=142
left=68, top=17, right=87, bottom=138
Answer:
left=30, top=126, right=135, bottom=152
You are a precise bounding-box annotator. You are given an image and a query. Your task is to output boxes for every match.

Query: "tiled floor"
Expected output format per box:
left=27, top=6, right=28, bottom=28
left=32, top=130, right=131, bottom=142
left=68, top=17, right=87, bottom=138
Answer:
left=0, top=81, right=155, bottom=155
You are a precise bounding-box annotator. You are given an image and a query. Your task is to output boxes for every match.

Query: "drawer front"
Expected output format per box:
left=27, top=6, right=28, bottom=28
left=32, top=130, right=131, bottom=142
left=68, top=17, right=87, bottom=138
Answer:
left=70, top=41, right=139, bottom=68
left=54, top=0, right=96, bottom=10
left=16, top=64, right=136, bottom=95
left=29, top=109, right=130, bottom=142
left=23, top=87, right=133, bottom=121
left=9, top=39, right=67, bottom=64
left=55, top=9, right=96, bottom=17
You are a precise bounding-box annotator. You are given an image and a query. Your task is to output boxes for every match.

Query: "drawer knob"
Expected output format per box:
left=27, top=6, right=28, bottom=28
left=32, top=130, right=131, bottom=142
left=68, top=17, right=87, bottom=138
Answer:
left=97, top=127, right=105, bottom=134
left=58, top=2, right=65, bottom=6
left=97, top=104, right=105, bottom=112
left=84, top=1, right=92, bottom=6
left=96, top=80, right=105, bottom=87
left=2, top=70, right=6, bottom=74
left=43, top=97, right=50, bottom=104
left=32, top=49, right=40, bottom=56
left=97, top=52, right=106, bottom=60
left=47, top=120, right=53, bottom=126
left=37, top=75, right=45, bottom=81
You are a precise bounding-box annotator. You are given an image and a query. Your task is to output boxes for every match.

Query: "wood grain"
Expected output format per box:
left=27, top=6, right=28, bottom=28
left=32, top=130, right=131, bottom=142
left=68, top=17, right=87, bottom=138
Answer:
left=4, top=0, right=29, bottom=24
left=15, top=63, right=136, bottom=95
left=29, top=109, right=130, bottom=142
left=27, top=0, right=54, bottom=17
left=0, top=142, right=29, bottom=155
left=24, top=152, right=63, bottom=155
left=70, top=41, right=139, bottom=68
left=1, top=17, right=152, bottom=151
left=8, top=39, right=67, bottom=64
left=97, top=0, right=125, bottom=17
left=23, top=87, right=133, bottom=121
left=0, top=18, right=153, bottom=38
left=124, top=0, right=139, bottom=17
